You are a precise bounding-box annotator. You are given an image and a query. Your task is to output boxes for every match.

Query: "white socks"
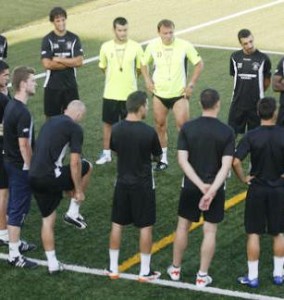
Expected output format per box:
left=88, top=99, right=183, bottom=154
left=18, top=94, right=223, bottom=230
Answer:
left=273, top=256, right=284, bottom=277
left=9, top=241, right=21, bottom=260
left=66, top=198, right=80, bottom=218
left=248, top=260, right=258, bottom=280
left=109, top=249, right=119, bottom=273
left=103, top=149, right=111, bottom=158
left=46, top=250, right=59, bottom=271
left=0, top=229, right=8, bottom=242
left=161, top=147, right=168, bottom=164
left=139, top=253, right=151, bottom=276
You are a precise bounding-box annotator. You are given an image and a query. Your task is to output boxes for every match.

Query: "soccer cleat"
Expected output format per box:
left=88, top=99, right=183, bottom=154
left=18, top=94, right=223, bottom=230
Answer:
left=8, top=255, right=38, bottom=269
left=138, top=270, right=161, bottom=282
left=237, top=275, right=259, bottom=288
left=273, top=275, right=284, bottom=286
left=63, top=213, right=87, bottom=230
left=167, top=265, right=181, bottom=281
left=19, top=240, right=37, bottom=253
left=104, top=268, right=119, bottom=280
left=154, top=161, right=168, bottom=171
left=49, top=261, right=64, bottom=275
left=95, top=153, right=112, bottom=165
left=196, top=273, right=213, bottom=287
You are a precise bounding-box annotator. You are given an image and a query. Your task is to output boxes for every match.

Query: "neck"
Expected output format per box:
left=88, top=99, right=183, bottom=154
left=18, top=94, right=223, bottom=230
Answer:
left=54, top=29, right=66, bottom=37
left=126, top=112, right=142, bottom=122
left=0, top=86, right=8, bottom=95
left=114, top=38, right=127, bottom=45
left=14, top=91, right=28, bottom=104
left=261, top=119, right=275, bottom=126
left=202, top=110, right=218, bottom=118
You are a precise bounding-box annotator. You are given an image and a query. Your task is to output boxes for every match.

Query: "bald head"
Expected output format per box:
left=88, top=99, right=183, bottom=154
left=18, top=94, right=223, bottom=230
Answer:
left=64, top=100, right=86, bottom=122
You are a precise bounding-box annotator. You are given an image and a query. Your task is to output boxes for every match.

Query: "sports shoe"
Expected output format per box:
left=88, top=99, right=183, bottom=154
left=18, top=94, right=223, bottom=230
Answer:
left=196, top=273, right=213, bottom=287
left=95, top=153, right=112, bottom=165
left=167, top=265, right=181, bottom=281
left=138, top=270, right=161, bottom=282
left=104, top=268, right=119, bottom=280
left=8, top=255, right=38, bottom=269
left=237, top=275, right=259, bottom=288
left=63, top=213, right=87, bottom=230
left=19, top=240, right=37, bottom=253
left=49, top=261, right=64, bottom=275
left=273, top=275, right=284, bottom=286
left=154, top=161, right=168, bottom=171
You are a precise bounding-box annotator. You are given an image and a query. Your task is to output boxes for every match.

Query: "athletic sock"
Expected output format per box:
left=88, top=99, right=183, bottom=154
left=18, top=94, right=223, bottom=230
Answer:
left=103, top=149, right=111, bottom=158
left=273, top=256, right=284, bottom=277
left=161, top=147, right=168, bottom=164
left=197, top=270, right=207, bottom=276
left=0, top=229, right=8, bottom=242
left=248, top=260, right=258, bottom=280
left=45, top=250, right=59, bottom=271
left=139, top=253, right=151, bottom=276
left=109, top=249, right=119, bottom=273
left=9, top=241, right=21, bottom=260
left=66, top=198, right=80, bottom=218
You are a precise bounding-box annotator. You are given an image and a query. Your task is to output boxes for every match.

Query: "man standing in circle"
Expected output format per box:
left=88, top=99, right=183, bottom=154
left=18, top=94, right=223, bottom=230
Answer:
left=95, top=17, right=144, bottom=165
left=228, top=29, right=271, bottom=135
left=105, top=91, right=162, bottom=281
left=142, top=19, right=203, bottom=171
left=41, top=7, right=84, bottom=118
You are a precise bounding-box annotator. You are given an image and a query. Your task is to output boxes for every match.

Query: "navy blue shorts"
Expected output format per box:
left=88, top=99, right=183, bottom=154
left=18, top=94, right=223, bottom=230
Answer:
left=5, top=162, right=32, bottom=227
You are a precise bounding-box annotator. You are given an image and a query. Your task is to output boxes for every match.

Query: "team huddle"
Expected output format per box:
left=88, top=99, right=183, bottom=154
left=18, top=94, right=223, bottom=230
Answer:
left=0, top=6, right=284, bottom=288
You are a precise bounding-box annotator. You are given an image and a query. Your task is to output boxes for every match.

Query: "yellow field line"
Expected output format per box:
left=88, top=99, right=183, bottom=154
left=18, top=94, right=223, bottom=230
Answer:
left=119, top=191, right=247, bottom=272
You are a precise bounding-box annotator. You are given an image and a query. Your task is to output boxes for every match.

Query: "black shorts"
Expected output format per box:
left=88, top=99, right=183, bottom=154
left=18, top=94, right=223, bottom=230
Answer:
left=0, top=150, right=8, bottom=189
left=154, top=95, right=183, bottom=110
left=44, top=87, right=79, bottom=117
left=111, top=181, right=156, bottom=228
left=178, top=186, right=225, bottom=223
left=245, top=183, right=284, bottom=235
left=102, top=98, right=127, bottom=124
left=30, top=160, right=91, bottom=218
left=228, top=104, right=260, bottom=134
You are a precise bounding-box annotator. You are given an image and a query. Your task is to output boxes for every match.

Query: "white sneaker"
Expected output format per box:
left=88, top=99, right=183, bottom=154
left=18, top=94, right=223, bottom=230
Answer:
left=196, top=273, right=213, bottom=287
left=167, top=265, right=181, bottom=281
left=49, top=261, right=64, bottom=275
left=138, top=270, right=161, bottom=282
left=95, top=153, right=112, bottom=165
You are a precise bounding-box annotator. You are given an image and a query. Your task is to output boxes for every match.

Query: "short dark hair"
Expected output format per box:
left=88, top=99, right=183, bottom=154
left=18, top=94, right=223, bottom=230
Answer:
left=257, top=97, right=276, bottom=120
left=126, top=91, right=147, bottom=113
left=49, top=7, right=67, bottom=22
left=0, top=60, right=9, bottom=74
left=12, top=66, right=35, bottom=92
left=200, top=88, right=220, bottom=109
left=157, top=19, right=175, bottom=31
left=113, top=17, right=128, bottom=28
left=238, top=29, right=252, bottom=42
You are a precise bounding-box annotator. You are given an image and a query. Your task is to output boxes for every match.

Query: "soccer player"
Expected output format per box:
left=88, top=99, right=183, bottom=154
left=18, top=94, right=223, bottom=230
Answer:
left=105, top=91, right=162, bottom=281
left=167, top=89, right=234, bottom=287
left=0, top=61, right=10, bottom=246
left=41, top=7, right=84, bottom=118
left=29, top=100, right=92, bottom=274
left=142, top=19, right=203, bottom=171
left=233, top=97, right=284, bottom=287
left=272, top=57, right=284, bottom=125
left=228, top=29, right=271, bottom=135
left=0, top=35, right=8, bottom=60
left=95, top=17, right=144, bottom=165
left=3, top=66, right=37, bottom=269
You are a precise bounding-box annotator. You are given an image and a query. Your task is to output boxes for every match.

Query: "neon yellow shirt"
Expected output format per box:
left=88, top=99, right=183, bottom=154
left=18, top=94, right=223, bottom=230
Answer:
left=143, top=37, right=201, bottom=98
left=99, top=39, right=143, bottom=101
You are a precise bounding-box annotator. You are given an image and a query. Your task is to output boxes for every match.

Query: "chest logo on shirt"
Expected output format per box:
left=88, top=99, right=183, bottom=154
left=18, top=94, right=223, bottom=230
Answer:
left=237, top=63, right=242, bottom=69
left=53, top=43, right=59, bottom=49
left=252, top=62, right=260, bottom=71
left=66, top=41, right=72, bottom=50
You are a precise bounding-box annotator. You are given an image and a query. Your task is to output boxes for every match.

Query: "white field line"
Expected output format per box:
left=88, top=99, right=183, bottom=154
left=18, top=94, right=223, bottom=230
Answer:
left=26, top=0, right=284, bottom=82
left=0, top=253, right=281, bottom=300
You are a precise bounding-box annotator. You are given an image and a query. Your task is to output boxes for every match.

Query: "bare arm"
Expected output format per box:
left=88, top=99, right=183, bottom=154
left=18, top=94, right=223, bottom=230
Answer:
left=184, top=60, right=204, bottom=98
left=264, top=77, right=271, bottom=91
left=178, top=150, right=210, bottom=194
left=70, top=153, right=85, bottom=202
left=272, top=74, right=284, bottom=92
left=53, top=56, right=83, bottom=68
left=41, top=58, right=67, bottom=70
left=141, top=64, right=155, bottom=93
left=19, top=137, right=32, bottom=170
left=199, top=155, right=233, bottom=211
left=232, top=157, right=254, bottom=184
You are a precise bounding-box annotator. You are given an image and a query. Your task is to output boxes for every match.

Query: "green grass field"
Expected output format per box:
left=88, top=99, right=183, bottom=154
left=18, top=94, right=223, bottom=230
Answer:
left=1, top=1, right=284, bottom=299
